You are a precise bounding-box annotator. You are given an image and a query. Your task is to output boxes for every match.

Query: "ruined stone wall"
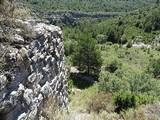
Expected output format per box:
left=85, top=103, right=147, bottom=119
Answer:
left=0, top=20, right=68, bottom=120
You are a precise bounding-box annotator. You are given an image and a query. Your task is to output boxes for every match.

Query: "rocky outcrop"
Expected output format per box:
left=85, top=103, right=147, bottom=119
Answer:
left=0, top=19, right=68, bottom=120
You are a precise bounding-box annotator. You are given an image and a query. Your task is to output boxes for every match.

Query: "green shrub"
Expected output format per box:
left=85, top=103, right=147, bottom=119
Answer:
left=115, top=68, right=160, bottom=95
left=113, top=91, right=137, bottom=113
left=122, top=106, right=156, bottom=120
left=105, top=59, right=122, bottom=73
left=106, top=42, right=113, bottom=46
left=68, top=78, right=74, bottom=89
left=96, top=34, right=107, bottom=44
left=144, top=8, right=160, bottom=32
left=147, top=48, right=151, bottom=54
left=118, top=19, right=124, bottom=26
left=64, top=40, right=77, bottom=56
left=99, top=66, right=160, bottom=112
left=148, top=58, right=160, bottom=78
left=113, top=44, right=119, bottom=51
left=113, top=91, right=155, bottom=113
left=98, top=72, right=128, bottom=92
left=155, top=46, right=160, bottom=51
left=126, top=41, right=132, bottom=48
left=102, top=65, right=160, bottom=95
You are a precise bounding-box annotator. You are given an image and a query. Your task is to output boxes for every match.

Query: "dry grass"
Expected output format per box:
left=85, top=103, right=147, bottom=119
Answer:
left=13, top=6, right=32, bottom=20
left=0, top=0, right=31, bottom=20
left=41, top=84, right=159, bottom=120
left=69, top=84, right=99, bottom=111
left=87, top=92, right=114, bottom=113
left=88, top=105, right=158, bottom=120
left=0, top=0, right=33, bottom=43
left=43, top=96, right=68, bottom=120
left=0, top=0, right=15, bottom=19
left=121, top=105, right=157, bottom=120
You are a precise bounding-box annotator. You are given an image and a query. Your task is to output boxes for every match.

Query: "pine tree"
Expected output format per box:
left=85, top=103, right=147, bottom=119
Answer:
left=74, top=34, right=102, bottom=77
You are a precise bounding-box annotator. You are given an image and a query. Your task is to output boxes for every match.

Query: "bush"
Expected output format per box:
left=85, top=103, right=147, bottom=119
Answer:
left=99, top=66, right=160, bottom=112
left=126, top=41, right=132, bottom=48
left=144, top=8, right=160, bottom=32
left=113, top=44, right=119, bottom=51
left=64, top=40, right=77, bottom=56
left=115, top=68, right=160, bottom=95
left=155, top=46, right=160, bottom=51
left=148, top=58, right=160, bottom=78
left=98, top=71, right=128, bottom=92
left=122, top=106, right=156, bottom=120
left=87, top=92, right=113, bottom=113
left=106, top=42, right=113, bottom=46
left=118, top=20, right=124, bottom=26
left=113, top=91, right=137, bottom=113
left=102, top=66, right=160, bottom=95
left=113, top=91, right=155, bottom=113
left=105, top=59, right=122, bottom=73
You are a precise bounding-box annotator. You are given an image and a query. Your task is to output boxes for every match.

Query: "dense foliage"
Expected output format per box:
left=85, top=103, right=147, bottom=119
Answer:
left=73, top=34, right=102, bottom=76
left=64, top=6, right=160, bottom=46
left=148, top=58, right=160, bottom=78
left=144, top=7, right=160, bottom=32
left=62, top=5, right=160, bottom=113
left=19, top=0, right=156, bottom=13
left=98, top=44, right=160, bottom=111
left=99, top=70, right=160, bottom=95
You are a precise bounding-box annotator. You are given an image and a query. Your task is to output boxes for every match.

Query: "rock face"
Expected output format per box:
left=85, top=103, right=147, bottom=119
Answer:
left=0, top=20, right=68, bottom=120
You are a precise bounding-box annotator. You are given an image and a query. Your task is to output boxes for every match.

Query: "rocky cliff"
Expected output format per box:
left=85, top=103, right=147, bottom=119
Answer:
left=0, top=19, right=68, bottom=120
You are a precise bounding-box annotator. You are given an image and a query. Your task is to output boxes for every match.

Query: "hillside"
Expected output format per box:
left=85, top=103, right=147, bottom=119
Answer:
left=62, top=5, right=160, bottom=120
left=63, top=6, right=160, bottom=54
left=19, top=0, right=157, bottom=13
left=1, top=0, right=160, bottom=120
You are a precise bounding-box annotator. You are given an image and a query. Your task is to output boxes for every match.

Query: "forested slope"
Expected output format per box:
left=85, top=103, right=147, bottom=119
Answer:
left=19, top=0, right=157, bottom=13
left=63, top=6, right=160, bottom=53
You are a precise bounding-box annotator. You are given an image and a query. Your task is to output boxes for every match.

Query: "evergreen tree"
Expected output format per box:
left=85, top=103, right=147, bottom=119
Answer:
left=74, top=34, right=102, bottom=77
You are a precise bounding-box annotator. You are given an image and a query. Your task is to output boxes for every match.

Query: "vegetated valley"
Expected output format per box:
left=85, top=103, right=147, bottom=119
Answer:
left=1, top=0, right=160, bottom=119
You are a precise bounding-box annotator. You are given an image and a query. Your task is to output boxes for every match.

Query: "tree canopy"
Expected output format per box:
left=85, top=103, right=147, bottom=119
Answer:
left=74, top=34, right=102, bottom=76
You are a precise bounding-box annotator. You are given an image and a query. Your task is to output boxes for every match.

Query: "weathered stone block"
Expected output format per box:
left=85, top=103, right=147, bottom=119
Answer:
left=0, top=19, right=68, bottom=120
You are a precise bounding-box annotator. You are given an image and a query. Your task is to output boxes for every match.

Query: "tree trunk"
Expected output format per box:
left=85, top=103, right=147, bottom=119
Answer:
left=87, top=46, right=90, bottom=76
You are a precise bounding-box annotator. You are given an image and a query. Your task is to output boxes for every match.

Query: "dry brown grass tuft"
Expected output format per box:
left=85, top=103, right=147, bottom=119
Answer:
left=121, top=105, right=158, bottom=120
left=0, top=1, right=15, bottom=19
left=43, top=96, right=67, bottom=120
left=0, top=0, right=31, bottom=20
left=0, top=0, right=33, bottom=43
left=87, top=92, right=114, bottom=113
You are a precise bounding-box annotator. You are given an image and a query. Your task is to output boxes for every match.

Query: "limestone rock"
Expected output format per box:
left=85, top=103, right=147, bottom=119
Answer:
left=17, top=113, right=27, bottom=120
left=0, top=19, right=68, bottom=120
left=18, top=84, right=25, bottom=91
left=23, top=89, right=33, bottom=105
left=0, top=75, right=8, bottom=90
left=14, top=34, right=24, bottom=44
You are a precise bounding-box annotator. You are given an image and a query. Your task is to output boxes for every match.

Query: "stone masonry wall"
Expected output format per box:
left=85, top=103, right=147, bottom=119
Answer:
left=0, top=20, right=68, bottom=120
